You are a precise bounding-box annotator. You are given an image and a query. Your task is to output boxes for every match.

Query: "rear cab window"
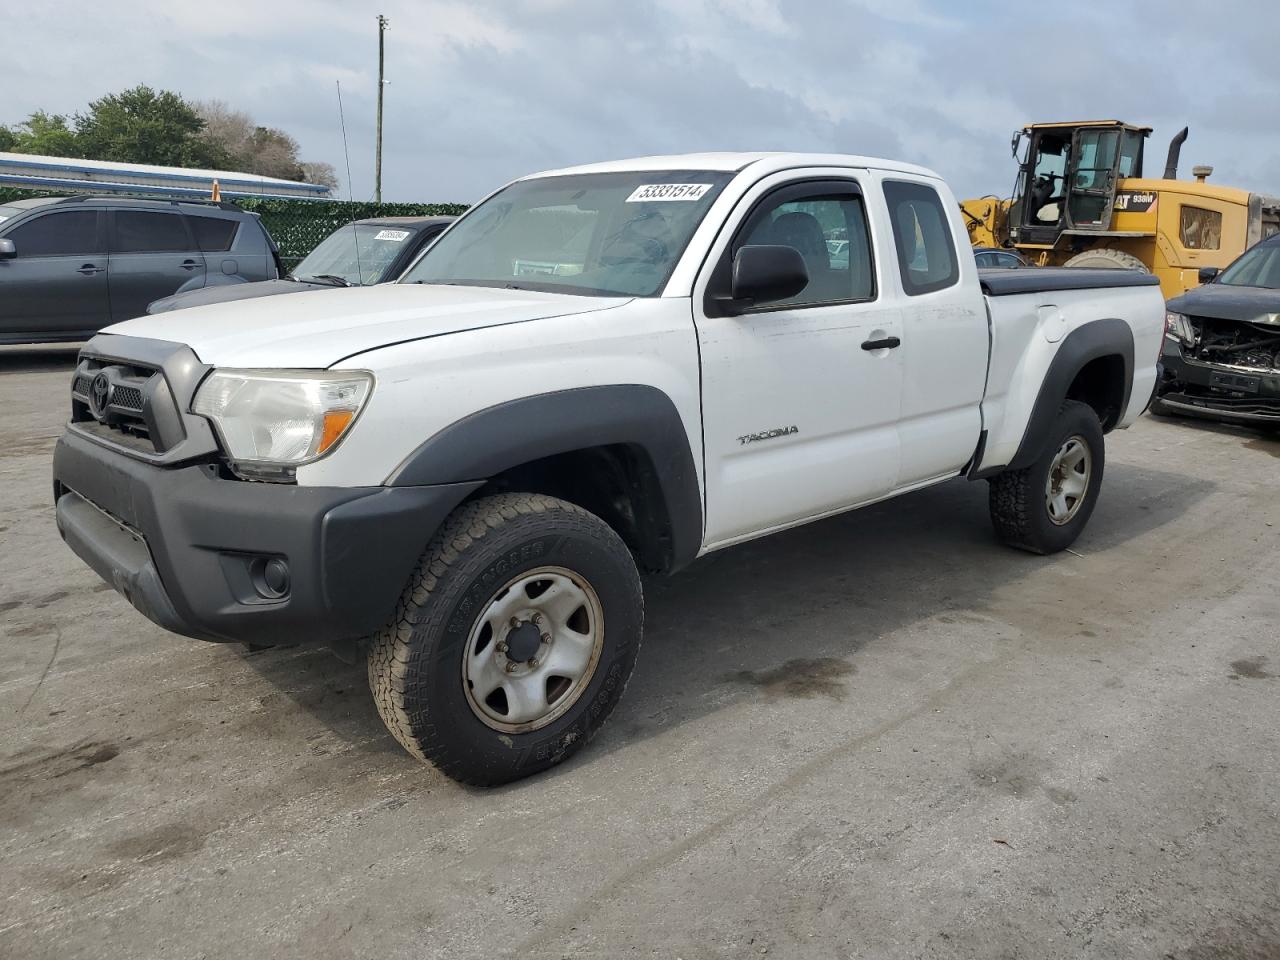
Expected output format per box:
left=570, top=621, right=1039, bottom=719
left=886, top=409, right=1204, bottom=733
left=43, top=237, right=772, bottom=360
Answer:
left=883, top=180, right=959, bottom=295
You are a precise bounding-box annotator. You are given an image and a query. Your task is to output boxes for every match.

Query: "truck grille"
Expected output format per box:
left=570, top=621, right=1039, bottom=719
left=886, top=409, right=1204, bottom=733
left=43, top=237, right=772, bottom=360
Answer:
left=70, top=358, right=178, bottom=454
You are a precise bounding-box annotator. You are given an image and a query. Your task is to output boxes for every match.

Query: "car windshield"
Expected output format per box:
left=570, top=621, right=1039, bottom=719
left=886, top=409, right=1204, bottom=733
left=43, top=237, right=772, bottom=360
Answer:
left=1217, top=241, right=1280, bottom=289
left=0, top=205, right=21, bottom=225
left=400, top=170, right=734, bottom=297
left=294, top=223, right=419, bottom=285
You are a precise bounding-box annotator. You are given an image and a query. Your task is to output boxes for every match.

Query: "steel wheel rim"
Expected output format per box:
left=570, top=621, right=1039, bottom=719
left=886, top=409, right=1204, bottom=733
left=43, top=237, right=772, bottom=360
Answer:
left=462, top=565, right=605, bottom=734
left=1045, top=435, right=1092, bottom=526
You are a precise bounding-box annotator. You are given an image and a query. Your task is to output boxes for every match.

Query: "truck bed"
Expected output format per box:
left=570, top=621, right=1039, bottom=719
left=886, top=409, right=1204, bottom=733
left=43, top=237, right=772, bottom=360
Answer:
left=979, top=267, right=1162, bottom=297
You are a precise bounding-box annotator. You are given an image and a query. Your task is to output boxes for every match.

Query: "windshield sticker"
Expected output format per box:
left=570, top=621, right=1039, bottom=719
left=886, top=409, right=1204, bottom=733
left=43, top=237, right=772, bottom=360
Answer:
left=374, top=229, right=411, bottom=242
left=626, top=183, right=714, bottom=203
left=0, top=216, right=9, bottom=223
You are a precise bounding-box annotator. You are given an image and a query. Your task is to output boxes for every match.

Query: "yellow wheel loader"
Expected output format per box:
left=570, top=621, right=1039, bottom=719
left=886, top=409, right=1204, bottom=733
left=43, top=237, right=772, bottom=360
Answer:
left=962, top=120, right=1280, bottom=298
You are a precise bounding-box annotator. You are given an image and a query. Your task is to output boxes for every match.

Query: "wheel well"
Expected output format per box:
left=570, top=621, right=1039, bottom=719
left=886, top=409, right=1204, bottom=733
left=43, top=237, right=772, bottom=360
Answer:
left=473, top=445, right=677, bottom=574
left=1066, top=354, right=1126, bottom=430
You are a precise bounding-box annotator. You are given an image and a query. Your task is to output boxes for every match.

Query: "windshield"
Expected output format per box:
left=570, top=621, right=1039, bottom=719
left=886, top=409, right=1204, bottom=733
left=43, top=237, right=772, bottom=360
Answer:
left=294, top=223, right=419, bottom=285
left=0, top=205, right=21, bottom=226
left=400, top=170, right=734, bottom=296
left=1218, top=242, right=1280, bottom=289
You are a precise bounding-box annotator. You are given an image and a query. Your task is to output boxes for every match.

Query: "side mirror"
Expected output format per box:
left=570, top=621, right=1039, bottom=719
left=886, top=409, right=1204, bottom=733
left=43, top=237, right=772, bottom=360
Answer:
left=1197, top=266, right=1219, bottom=284
left=0, top=238, right=15, bottom=260
left=722, top=245, right=808, bottom=314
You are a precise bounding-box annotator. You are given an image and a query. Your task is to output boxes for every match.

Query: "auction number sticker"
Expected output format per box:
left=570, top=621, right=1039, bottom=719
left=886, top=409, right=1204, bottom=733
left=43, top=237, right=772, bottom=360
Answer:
left=374, top=229, right=411, bottom=241
left=626, top=183, right=714, bottom=203
left=0, top=215, right=8, bottom=223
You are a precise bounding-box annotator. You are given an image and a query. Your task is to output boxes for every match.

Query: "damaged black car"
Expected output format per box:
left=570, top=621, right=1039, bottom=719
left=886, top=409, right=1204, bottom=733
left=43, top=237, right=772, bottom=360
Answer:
left=1155, top=233, right=1280, bottom=428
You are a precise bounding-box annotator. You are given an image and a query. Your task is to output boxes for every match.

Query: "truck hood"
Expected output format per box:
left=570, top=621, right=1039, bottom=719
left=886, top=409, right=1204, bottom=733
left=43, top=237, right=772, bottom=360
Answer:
left=1167, top=284, right=1280, bottom=325
left=104, top=283, right=630, bottom=367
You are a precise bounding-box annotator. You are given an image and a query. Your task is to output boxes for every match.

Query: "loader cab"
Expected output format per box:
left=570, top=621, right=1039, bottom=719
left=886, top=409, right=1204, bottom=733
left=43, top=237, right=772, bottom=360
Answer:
left=1009, top=121, right=1149, bottom=246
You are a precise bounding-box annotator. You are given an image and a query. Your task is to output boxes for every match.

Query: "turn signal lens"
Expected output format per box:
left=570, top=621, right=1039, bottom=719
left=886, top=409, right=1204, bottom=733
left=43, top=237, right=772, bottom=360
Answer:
left=319, top=410, right=356, bottom=453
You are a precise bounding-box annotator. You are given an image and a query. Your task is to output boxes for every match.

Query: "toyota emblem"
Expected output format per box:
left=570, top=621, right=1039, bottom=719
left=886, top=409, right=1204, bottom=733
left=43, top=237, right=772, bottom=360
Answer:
left=89, top=373, right=112, bottom=419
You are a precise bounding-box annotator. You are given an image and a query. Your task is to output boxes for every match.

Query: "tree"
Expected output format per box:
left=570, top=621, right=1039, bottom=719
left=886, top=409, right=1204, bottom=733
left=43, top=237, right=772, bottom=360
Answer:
left=2, top=111, right=81, bottom=157
left=194, top=100, right=335, bottom=185
left=298, top=161, right=339, bottom=190
left=3, top=88, right=336, bottom=186
left=75, top=85, right=228, bottom=168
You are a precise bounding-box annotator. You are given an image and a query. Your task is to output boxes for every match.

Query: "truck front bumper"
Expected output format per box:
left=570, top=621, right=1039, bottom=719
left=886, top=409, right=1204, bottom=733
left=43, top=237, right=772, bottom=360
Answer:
left=1156, top=339, right=1280, bottom=425
left=53, top=430, right=480, bottom=646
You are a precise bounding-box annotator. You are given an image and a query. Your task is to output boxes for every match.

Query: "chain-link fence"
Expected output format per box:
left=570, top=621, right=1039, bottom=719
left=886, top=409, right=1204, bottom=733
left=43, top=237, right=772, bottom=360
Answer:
left=0, top=187, right=469, bottom=270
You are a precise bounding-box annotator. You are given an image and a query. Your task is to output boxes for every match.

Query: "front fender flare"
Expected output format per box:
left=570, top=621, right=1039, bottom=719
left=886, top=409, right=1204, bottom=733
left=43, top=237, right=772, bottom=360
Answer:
left=385, top=385, right=704, bottom=571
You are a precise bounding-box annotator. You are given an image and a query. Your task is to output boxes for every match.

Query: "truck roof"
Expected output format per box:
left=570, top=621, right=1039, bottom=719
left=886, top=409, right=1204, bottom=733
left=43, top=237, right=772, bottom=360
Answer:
left=524, top=152, right=942, bottom=182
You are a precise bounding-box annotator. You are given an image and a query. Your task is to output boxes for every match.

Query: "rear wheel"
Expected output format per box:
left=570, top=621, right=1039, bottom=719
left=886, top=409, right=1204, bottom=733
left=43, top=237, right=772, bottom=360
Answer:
left=989, top=400, right=1105, bottom=554
left=367, top=493, right=642, bottom=786
left=1063, top=248, right=1149, bottom=272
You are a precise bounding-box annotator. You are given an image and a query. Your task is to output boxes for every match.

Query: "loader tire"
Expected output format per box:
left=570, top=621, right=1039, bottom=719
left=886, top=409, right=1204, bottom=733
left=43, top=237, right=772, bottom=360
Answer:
left=1063, top=248, right=1149, bottom=272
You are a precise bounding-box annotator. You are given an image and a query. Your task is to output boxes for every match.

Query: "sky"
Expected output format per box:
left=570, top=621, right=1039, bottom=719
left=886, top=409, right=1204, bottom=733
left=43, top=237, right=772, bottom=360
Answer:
left=4, top=0, right=1278, bottom=205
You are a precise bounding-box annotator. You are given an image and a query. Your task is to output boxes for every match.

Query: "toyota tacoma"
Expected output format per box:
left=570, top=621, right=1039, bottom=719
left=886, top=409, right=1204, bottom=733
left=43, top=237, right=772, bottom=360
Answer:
left=52, top=153, right=1165, bottom=785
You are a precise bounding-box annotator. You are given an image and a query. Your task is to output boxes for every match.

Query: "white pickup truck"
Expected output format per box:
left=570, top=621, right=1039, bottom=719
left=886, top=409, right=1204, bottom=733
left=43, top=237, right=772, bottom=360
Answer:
left=53, top=153, right=1164, bottom=785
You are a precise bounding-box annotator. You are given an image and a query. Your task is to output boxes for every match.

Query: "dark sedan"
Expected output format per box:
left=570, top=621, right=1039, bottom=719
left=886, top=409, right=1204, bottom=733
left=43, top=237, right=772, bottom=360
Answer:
left=974, top=247, right=1029, bottom=269
left=1155, top=232, right=1280, bottom=427
left=147, top=215, right=455, bottom=314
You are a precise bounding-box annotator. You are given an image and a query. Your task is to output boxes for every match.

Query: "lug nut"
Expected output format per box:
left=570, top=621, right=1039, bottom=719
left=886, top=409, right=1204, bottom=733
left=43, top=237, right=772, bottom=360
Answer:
left=505, top=662, right=518, bottom=673
left=541, top=633, right=552, bottom=644
left=497, top=640, right=509, bottom=654
left=532, top=613, right=545, bottom=626
left=528, top=658, right=539, bottom=668
left=509, top=617, right=520, bottom=628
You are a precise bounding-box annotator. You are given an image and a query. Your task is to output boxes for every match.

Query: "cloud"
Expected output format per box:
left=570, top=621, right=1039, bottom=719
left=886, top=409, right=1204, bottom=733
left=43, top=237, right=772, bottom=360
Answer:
left=4, top=0, right=1278, bottom=204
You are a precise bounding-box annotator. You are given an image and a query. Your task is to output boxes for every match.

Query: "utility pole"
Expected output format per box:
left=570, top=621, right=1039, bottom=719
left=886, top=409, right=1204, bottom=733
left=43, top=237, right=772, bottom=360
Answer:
left=375, top=13, right=389, bottom=203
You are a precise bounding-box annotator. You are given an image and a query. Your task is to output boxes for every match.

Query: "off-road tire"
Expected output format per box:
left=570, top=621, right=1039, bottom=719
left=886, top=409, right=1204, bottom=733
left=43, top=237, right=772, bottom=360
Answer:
left=367, top=493, right=642, bottom=787
left=989, top=400, right=1105, bottom=555
left=1063, top=248, right=1149, bottom=272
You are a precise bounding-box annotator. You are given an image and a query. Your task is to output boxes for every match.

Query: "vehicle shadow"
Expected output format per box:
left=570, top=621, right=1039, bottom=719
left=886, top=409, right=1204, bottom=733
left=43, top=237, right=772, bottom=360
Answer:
left=0, top=345, right=83, bottom=374
left=234, top=460, right=1216, bottom=780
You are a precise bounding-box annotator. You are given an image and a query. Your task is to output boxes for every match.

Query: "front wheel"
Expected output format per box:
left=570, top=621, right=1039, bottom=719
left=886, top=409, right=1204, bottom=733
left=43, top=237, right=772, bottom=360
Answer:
left=988, top=400, right=1105, bottom=555
left=367, top=493, right=642, bottom=786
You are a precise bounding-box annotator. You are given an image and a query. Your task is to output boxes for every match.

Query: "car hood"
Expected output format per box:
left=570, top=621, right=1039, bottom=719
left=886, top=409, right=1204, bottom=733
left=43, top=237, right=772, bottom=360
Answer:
left=105, top=284, right=631, bottom=368
left=1167, top=284, right=1280, bottom=325
left=147, top=278, right=336, bottom=314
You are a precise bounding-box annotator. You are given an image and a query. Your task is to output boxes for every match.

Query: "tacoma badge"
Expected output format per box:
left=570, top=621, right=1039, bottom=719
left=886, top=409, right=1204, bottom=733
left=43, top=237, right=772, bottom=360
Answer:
left=737, top=425, right=799, bottom=446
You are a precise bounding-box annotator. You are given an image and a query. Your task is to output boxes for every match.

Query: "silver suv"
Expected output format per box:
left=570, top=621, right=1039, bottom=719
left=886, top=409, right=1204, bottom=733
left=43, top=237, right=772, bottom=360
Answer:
left=0, top=196, right=279, bottom=345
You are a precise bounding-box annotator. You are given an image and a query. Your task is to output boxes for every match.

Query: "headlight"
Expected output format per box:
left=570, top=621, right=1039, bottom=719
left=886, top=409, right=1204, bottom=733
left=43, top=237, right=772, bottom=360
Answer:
left=192, top=369, right=373, bottom=480
left=1165, top=311, right=1196, bottom=345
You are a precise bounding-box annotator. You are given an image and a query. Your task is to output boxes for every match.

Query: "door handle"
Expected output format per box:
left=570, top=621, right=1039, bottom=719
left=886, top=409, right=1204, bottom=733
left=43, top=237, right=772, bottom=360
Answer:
left=77, top=264, right=103, bottom=276
left=861, top=336, right=901, bottom=351
left=180, top=258, right=199, bottom=270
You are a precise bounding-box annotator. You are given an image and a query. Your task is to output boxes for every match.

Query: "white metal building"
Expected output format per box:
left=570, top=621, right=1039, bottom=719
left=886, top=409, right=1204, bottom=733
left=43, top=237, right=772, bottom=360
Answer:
left=0, top=151, right=332, bottom=200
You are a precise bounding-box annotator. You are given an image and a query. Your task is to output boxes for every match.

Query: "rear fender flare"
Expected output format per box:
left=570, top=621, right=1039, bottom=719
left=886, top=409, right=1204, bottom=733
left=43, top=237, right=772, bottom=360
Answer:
left=1006, top=318, right=1134, bottom=471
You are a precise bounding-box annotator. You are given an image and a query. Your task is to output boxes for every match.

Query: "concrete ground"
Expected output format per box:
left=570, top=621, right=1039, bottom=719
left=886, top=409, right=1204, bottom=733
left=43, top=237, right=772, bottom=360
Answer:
left=1, top=344, right=1277, bottom=960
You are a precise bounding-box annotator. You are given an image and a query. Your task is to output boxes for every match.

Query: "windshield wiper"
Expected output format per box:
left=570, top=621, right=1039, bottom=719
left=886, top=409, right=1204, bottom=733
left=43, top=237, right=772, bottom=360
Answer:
left=304, top=274, right=353, bottom=287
